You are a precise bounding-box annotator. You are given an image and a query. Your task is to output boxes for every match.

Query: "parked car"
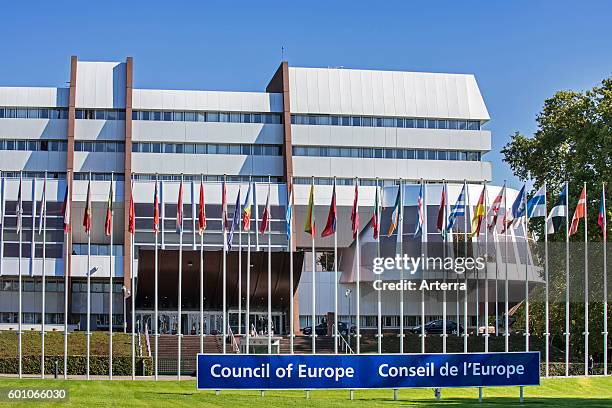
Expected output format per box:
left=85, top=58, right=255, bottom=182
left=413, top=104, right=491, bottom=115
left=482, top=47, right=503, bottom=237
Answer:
left=301, top=321, right=356, bottom=336
left=410, top=320, right=463, bottom=335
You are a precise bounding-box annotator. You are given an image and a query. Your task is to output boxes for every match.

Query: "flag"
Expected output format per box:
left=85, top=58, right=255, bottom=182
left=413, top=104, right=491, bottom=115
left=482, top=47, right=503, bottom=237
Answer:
left=221, top=178, right=228, bottom=231
left=285, top=182, right=293, bottom=242
left=414, top=183, right=424, bottom=237
left=436, top=184, right=446, bottom=237
left=321, top=182, right=337, bottom=237
left=16, top=174, right=23, bottom=234
left=242, top=183, right=253, bottom=231
left=198, top=180, right=206, bottom=234
left=568, top=185, right=586, bottom=236
left=304, top=182, right=316, bottom=235
left=502, top=184, right=526, bottom=232
left=446, top=184, right=466, bottom=232
left=351, top=182, right=359, bottom=240
left=228, top=188, right=241, bottom=248
left=387, top=185, right=401, bottom=237
left=128, top=181, right=135, bottom=235
left=546, top=185, right=567, bottom=234
left=176, top=180, right=183, bottom=233
left=83, top=179, right=92, bottom=235
left=470, top=186, right=486, bottom=238
left=153, top=180, right=160, bottom=234
left=527, top=185, right=547, bottom=218
left=599, top=185, right=607, bottom=239
left=38, top=176, right=47, bottom=235
left=61, top=183, right=71, bottom=233
left=488, top=185, right=505, bottom=231
left=259, top=185, right=270, bottom=235
left=371, top=184, right=380, bottom=239
left=104, top=180, right=113, bottom=236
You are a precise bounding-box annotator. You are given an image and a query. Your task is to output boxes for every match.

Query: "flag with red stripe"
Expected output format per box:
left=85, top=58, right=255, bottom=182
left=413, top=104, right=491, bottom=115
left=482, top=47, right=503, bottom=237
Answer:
left=83, top=179, right=92, bottom=235
left=321, top=182, right=337, bottom=238
left=198, top=180, right=206, bottom=233
left=569, top=185, right=586, bottom=236
left=351, top=182, right=359, bottom=240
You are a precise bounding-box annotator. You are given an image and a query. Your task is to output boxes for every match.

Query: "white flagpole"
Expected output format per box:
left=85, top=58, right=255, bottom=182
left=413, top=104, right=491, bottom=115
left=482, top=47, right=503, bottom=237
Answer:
left=18, top=171, right=23, bottom=378
left=442, top=181, right=448, bottom=354
left=524, top=184, right=530, bottom=352
left=565, top=180, right=570, bottom=376
left=178, top=174, right=183, bottom=379
left=41, top=172, right=47, bottom=377
left=238, top=190, right=243, bottom=336
left=420, top=179, right=426, bottom=354
left=288, top=177, right=294, bottom=354
left=155, top=174, right=160, bottom=380
left=602, top=182, right=608, bottom=376
left=130, top=174, right=136, bottom=380
left=109, top=173, right=114, bottom=379
left=544, top=182, right=550, bottom=377
left=464, top=180, right=469, bottom=353
left=311, top=176, right=316, bottom=354
left=504, top=181, right=509, bottom=353
left=376, top=179, right=382, bottom=354
left=399, top=179, right=404, bottom=353
left=267, top=176, right=272, bottom=354
left=199, top=174, right=204, bottom=354
left=86, top=172, right=91, bottom=380
left=333, top=177, right=338, bottom=354
left=355, top=177, right=361, bottom=354
left=246, top=177, right=252, bottom=353
left=484, top=181, right=489, bottom=353
left=0, top=170, right=3, bottom=279
left=583, top=182, right=589, bottom=376
left=222, top=175, right=227, bottom=354
left=63, top=172, right=70, bottom=379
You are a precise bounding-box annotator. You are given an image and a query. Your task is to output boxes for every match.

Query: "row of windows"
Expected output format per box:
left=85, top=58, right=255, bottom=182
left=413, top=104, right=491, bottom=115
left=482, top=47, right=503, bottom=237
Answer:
left=0, top=171, right=66, bottom=180
left=0, top=139, right=67, bottom=152
left=132, top=142, right=282, bottom=156
left=293, top=146, right=482, bottom=161
left=72, top=281, right=124, bottom=293
left=76, top=109, right=125, bottom=120
left=293, top=177, right=422, bottom=186
left=1, top=278, right=65, bottom=292
left=74, top=141, right=125, bottom=153
left=0, top=107, right=68, bottom=119
left=291, top=114, right=481, bottom=131
left=132, top=110, right=282, bottom=124
left=134, top=174, right=282, bottom=183
left=71, top=244, right=124, bottom=256
left=73, top=172, right=125, bottom=181
left=0, top=312, right=65, bottom=325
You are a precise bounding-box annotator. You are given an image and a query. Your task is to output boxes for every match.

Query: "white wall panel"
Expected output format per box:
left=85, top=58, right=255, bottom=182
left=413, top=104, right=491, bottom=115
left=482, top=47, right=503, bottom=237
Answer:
left=132, top=89, right=282, bottom=112
left=0, top=119, right=67, bottom=139
left=0, top=87, right=69, bottom=107
left=75, top=61, right=126, bottom=109
left=75, top=120, right=125, bottom=141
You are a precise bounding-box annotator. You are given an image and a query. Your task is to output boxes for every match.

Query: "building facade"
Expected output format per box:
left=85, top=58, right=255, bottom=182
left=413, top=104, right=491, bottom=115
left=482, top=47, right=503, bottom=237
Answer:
left=0, top=57, right=535, bottom=337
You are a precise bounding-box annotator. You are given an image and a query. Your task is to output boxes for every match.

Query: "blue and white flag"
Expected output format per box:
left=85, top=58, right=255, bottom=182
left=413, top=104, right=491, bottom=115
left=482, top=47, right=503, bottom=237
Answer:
left=526, top=185, right=546, bottom=218
left=227, top=188, right=241, bottom=250
left=285, top=184, right=293, bottom=242
left=414, top=183, right=424, bottom=237
left=511, top=185, right=526, bottom=220
left=446, top=184, right=466, bottom=232
left=546, top=185, right=567, bottom=234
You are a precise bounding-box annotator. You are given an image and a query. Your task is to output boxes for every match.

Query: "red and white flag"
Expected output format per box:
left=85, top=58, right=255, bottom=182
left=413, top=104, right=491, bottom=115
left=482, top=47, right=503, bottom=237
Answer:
left=198, top=180, right=206, bottom=234
left=153, top=180, right=160, bottom=234
left=104, top=180, right=113, bottom=236
left=83, top=179, right=92, bottom=235
left=259, top=184, right=271, bottom=234
left=351, top=182, right=359, bottom=240
left=61, top=181, right=71, bottom=233
left=176, top=179, right=184, bottom=233
left=488, top=184, right=505, bottom=231
left=128, top=180, right=135, bottom=235
left=569, top=185, right=586, bottom=236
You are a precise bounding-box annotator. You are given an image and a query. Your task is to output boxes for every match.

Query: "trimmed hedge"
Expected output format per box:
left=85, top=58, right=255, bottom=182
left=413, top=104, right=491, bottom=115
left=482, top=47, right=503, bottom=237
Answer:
left=0, top=355, right=152, bottom=376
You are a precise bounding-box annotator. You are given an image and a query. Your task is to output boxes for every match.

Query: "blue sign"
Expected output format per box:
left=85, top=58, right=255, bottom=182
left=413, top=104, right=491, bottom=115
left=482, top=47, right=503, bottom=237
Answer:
left=197, top=352, right=540, bottom=390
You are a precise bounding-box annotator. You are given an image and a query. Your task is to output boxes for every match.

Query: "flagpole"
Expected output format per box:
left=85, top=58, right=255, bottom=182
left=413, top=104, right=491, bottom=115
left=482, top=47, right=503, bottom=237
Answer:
left=355, top=177, right=361, bottom=354
left=222, top=175, right=227, bottom=354
left=420, top=179, right=426, bottom=354
left=267, top=175, right=272, bottom=354
left=333, top=177, right=338, bottom=354
left=565, top=180, right=570, bottom=376
left=18, top=171, right=23, bottom=378
left=602, top=182, right=608, bottom=376
left=524, top=183, right=530, bottom=352
left=246, top=177, right=252, bottom=353
left=583, top=182, right=588, bottom=376
left=0, top=170, right=3, bottom=279
left=41, top=172, right=47, bottom=377
left=442, top=181, right=448, bottom=354
left=86, top=172, right=91, bottom=380
left=155, top=174, right=160, bottom=380
left=376, top=178, right=382, bottom=354
left=177, top=173, right=183, bottom=380
left=399, top=178, right=404, bottom=353
left=484, top=181, right=489, bottom=353
left=311, top=176, right=316, bottom=354
left=63, top=172, right=70, bottom=379
left=464, top=179, right=469, bottom=353
left=109, top=173, right=114, bottom=379
left=130, top=173, right=136, bottom=380
left=544, top=182, right=550, bottom=377
left=288, top=176, right=294, bottom=354
left=199, top=174, right=204, bottom=354
left=238, top=188, right=243, bottom=336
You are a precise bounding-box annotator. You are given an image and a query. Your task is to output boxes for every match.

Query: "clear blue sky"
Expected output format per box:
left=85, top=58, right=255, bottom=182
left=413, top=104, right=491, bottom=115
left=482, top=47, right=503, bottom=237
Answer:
left=1, top=1, right=610, bottom=188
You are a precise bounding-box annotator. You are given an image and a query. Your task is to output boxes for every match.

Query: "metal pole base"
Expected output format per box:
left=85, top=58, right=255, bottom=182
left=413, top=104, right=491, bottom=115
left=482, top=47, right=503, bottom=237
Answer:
left=393, top=388, right=398, bottom=401
left=305, top=390, right=311, bottom=399
left=519, top=386, right=524, bottom=403
left=349, top=390, right=354, bottom=400
left=478, top=387, right=483, bottom=402
left=434, top=388, right=441, bottom=401
left=260, top=390, right=265, bottom=397
left=215, top=390, right=220, bottom=396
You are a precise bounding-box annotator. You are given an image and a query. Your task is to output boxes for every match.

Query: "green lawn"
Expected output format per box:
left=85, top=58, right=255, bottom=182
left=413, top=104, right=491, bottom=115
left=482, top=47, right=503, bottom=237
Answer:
left=0, top=376, right=610, bottom=407
left=0, top=332, right=133, bottom=357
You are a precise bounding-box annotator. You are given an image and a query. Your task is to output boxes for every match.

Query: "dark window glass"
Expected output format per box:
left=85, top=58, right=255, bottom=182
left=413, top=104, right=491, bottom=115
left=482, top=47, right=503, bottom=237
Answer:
left=141, top=111, right=150, bottom=120
left=374, top=148, right=384, bottom=158
left=448, top=151, right=458, bottom=160
left=229, top=144, right=241, bottom=155
left=331, top=116, right=339, bottom=126
left=152, top=143, right=161, bottom=153
left=341, top=116, right=351, bottom=126
left=132, top=111, right=138, bottom=120
left=416, top=150, right=425, bottom=160
left=219, top=113, right=230, bottom=122
left=95, top=142, right=105, bottom=153
left=230, top=113, right=240, bottom=123
left=426, top=119, right=437, bottom=129
left=106, top=110, right=117, bottom=120
left=395, top=118, right=404, bottom=128
left=427, top=150, right=437, bottom=160
left=242, top=113, right=251, bottom=123
left=437, top=120, right=447, bottom=129
left=251, top=145, right=262, bottom=155
left=174, top=112, right=184, bottom=121
left=163, top=111, right=172, bottom=121
left=175, top=144, right=184, bottom=154
left=196, top=144, right=207, bottom=154
left=361, top=148, right=373, bottom=158
left=117, top=111, right=125, bottom=120
left=384, top=149, right=394, bottom=159
left=416, top=119, right=426, bottom=128
left=207, top=112, right=219, bottom=122
left=437, top=151, right=447, bottom=160
left=457, top=120, right=467, bottom=130
left=196, top=112, right=206, bottom=122
left=241, top=145, right=251, bottom=155
left=362, top=117, right=373, bottom=127
left=318, top=116, right=330, bottom=125
left=95, top=110, right=105, bottom=120
left=152, top=111, right=161, bottom=121
left=351, top=116, right=361, bottom=126
left=16, top=109, right=28, bottom=118
left=217, top=144, right=229, bottom=154
left=184, top=144, right=195, bottom=154
left=252, top=114, right=262, bottom=123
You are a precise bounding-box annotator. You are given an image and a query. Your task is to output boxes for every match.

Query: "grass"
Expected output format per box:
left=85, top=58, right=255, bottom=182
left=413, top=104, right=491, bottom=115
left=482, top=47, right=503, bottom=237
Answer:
left=0, top=376, right=610, bottom=407
left=0, top=332, right=133, bottom=357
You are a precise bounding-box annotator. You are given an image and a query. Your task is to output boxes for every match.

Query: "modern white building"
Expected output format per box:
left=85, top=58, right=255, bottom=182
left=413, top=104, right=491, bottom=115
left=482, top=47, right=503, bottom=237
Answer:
left=0, top=57, right=537, bottom=339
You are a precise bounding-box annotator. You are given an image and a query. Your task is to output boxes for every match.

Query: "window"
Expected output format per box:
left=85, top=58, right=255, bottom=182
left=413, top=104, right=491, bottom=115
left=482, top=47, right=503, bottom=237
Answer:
left=416, top=119, right=426, bottom=128
left=163, top=111, right=172, bottom=121
left=351, top=116, right=361, bottom=126
left=362, top=117, right=373, bottom=127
